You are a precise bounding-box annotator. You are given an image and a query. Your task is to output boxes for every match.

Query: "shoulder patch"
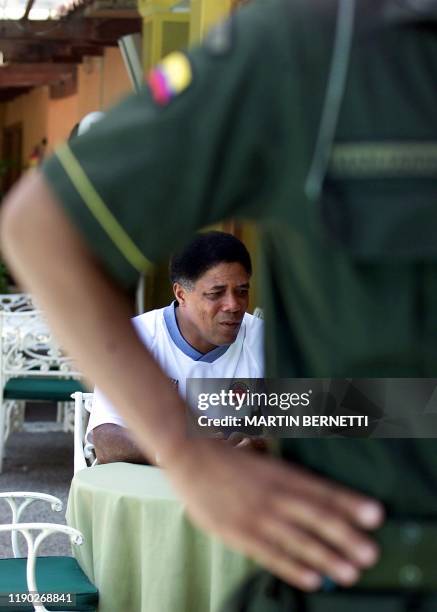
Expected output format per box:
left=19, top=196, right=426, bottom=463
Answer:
left=147, top=52, right=192, bottom=106
left=204, top=17, right=234, bottom=56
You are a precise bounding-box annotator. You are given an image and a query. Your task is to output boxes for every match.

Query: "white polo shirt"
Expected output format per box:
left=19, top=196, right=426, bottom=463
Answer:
left=86, top=302, right=264, bottom=443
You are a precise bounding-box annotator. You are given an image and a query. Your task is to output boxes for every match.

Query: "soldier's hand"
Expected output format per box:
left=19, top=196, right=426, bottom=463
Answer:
left=167, top=438, right=384, bottom=591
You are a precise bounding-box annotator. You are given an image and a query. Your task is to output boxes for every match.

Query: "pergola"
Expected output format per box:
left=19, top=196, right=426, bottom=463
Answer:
left=0, top=0, right=142, bottom=101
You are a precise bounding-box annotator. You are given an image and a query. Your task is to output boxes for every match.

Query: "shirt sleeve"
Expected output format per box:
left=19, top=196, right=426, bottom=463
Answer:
left=85, top=387, right=127, bottom=445
left=42, top=0, right=293, bottom=289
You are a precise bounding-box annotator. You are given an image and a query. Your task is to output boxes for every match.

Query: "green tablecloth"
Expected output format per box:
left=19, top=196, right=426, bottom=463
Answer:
left=66, top=464, right=256, bottom=612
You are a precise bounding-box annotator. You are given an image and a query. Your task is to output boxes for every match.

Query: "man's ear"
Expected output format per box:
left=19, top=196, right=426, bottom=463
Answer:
left=173, top=282, right=186, bottom=306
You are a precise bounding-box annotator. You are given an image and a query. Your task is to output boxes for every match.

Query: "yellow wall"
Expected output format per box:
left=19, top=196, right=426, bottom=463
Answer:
left=101, top=47, right=133, bottom=109
left=77, top=57, right=101, bottom=120
left=190, top=0, right=231, bottom=44
left=46, top=48, right=133, bottom=155
left=3, top=87, right=49, bottom=166
left=0, top=46, right=134, bottom=166
left=46, top=93, right=79, bottom=155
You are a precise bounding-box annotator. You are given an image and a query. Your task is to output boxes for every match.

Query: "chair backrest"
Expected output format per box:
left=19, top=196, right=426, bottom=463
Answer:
left=0, top=492, right=94, bottom=612
left=0, top=309, right=81, bottom=383
left=0, top=293, right=35, bottom=312
left=72, top=392, right=95, bottom=474
left=253, top=307, right=264, bottom=319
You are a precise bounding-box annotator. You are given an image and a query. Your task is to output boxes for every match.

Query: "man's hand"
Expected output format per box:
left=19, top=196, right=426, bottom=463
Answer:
left=213, top=431, right=269, bottom=452
left=166, top=438, right=384, bottom=592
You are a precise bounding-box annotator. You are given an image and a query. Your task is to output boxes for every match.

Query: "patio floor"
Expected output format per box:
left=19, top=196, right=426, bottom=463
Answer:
left=0, top=402, right=73, bottom=558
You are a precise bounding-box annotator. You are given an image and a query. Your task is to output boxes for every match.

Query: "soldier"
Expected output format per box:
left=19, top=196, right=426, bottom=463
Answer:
left=2, top=0, right=437, bottom=610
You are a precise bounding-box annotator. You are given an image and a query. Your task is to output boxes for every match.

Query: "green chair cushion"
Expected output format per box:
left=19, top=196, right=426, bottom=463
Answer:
left=0, top=556, right=98, bottom=611
left=4, top=378, right=85, bottom=401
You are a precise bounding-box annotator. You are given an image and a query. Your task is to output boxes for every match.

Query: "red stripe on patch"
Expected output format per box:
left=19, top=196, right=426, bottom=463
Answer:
left=148, top=69, right=171, bottom=106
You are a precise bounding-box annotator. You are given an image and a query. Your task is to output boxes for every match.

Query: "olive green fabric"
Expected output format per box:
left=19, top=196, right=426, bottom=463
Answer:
left=4, top=378, right=85, bottom=401
left=42, top=0, right=437, bottom=609
left=66, top=464, right=256, bottom=612
left=0, top=556, right=98, bottom=611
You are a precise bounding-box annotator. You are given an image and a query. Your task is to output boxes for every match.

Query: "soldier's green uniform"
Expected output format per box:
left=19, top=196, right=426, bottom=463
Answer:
left=43, top=0, right=437, bottom=609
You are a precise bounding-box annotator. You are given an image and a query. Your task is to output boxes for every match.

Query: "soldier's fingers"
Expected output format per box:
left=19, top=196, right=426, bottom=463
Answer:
left=243, top=529, right=322, bottom=592
left=315, top=480, right=384, bottom=529
left=282, top=464, right=384, bottom=529
left=273, top=493, right=379, bottom=568
left=261, top=515, right=361, bottom=586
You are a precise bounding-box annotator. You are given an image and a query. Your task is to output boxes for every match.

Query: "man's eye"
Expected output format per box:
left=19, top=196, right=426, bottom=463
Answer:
left=206, top=293, right=221, bottom=299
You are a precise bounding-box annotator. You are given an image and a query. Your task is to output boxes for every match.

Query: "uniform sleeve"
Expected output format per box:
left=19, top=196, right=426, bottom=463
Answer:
left=42, top=0, right=294, bottom=289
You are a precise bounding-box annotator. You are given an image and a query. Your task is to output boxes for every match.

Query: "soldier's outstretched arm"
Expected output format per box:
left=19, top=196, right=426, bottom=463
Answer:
left=1, top=170, right=384, bottom=592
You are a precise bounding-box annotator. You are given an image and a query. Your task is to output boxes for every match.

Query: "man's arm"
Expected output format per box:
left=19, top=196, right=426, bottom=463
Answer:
left=93, top=424, right=149, bottom=465
left=0, top=171, right=384, bottom=591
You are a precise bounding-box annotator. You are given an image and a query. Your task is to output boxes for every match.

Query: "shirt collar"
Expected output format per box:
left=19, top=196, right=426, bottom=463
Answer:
left=163, top=302, right=230, bottom=363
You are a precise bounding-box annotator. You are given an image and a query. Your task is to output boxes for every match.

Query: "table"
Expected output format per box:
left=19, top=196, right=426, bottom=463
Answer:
left=66, top=463, right=256, bottom=612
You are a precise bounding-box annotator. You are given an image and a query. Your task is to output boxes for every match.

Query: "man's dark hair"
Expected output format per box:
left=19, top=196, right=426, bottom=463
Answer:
left=170, top=231, right=252, bottom=288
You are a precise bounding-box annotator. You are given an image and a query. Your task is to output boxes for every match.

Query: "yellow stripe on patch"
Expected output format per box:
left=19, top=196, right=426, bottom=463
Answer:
left=56, top=144, right=151, bottom=273
left=161, top=52, right=192, bottom=93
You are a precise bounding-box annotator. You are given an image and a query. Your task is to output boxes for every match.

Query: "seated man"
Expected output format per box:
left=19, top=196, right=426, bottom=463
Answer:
left=87, top=230, right=264, bottom=464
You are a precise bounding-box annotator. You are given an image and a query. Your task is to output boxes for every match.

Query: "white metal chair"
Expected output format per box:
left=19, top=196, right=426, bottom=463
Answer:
left=0, top=492, right=98, bottom=611
left=72, top=392, right=96, bottom=475
left=0, top=294, right=36, bottom=445
left=253, top=307, right=264, bottom=319
left=0, top=293, right=36, bottom=313
left=0, top=294, right=77, bottom=437
left=0, top=310, right=83, bottom=472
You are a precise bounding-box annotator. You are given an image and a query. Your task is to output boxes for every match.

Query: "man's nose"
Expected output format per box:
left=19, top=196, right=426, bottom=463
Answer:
left=222, top=293, right=242, bottom=312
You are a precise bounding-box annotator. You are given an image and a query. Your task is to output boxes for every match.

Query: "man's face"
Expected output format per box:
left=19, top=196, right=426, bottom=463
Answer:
left=175, top=262, right=250, bottom=353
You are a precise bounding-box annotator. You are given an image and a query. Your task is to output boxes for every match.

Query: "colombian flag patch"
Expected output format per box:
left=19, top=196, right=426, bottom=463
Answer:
left=147, top=52, right=192, bottom=106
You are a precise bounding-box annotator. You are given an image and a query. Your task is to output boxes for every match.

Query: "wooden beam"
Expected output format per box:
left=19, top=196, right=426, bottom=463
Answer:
left=49, top=69, right=78, bottom=98
left=84, top=9, right=139, bottom=17
left=84, top=0, right=139, bottom=18
left=0, top=18, right=141, bottom=43
left=0, top=64, right=77, bottom=88
left=0, top=40, right=104, bottom=63
left=0, top=87, right=31, bottom=101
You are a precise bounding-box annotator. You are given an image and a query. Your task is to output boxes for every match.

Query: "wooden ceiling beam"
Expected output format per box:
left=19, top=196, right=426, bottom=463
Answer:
left=0, top=63, right=77, bottom=87
left=0, top=40, right=104, bottom=63
left=0, top=18, right=141, bottom=43
left=84, top=0, right=138, bottom=18
left=50, top=69, right=78, bottom=98
left=0, top=86, right=31, bottom=101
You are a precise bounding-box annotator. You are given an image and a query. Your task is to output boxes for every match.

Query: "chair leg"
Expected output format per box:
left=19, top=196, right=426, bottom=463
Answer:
left=56, top=401, right=64, bottom=424
left=4, top=400, right=14, bottom=441
left=63, top=401, right=75, bottom=433
left=0, top=390, right=5, bottom=474
left=5, top=400, right=25, bottom=435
